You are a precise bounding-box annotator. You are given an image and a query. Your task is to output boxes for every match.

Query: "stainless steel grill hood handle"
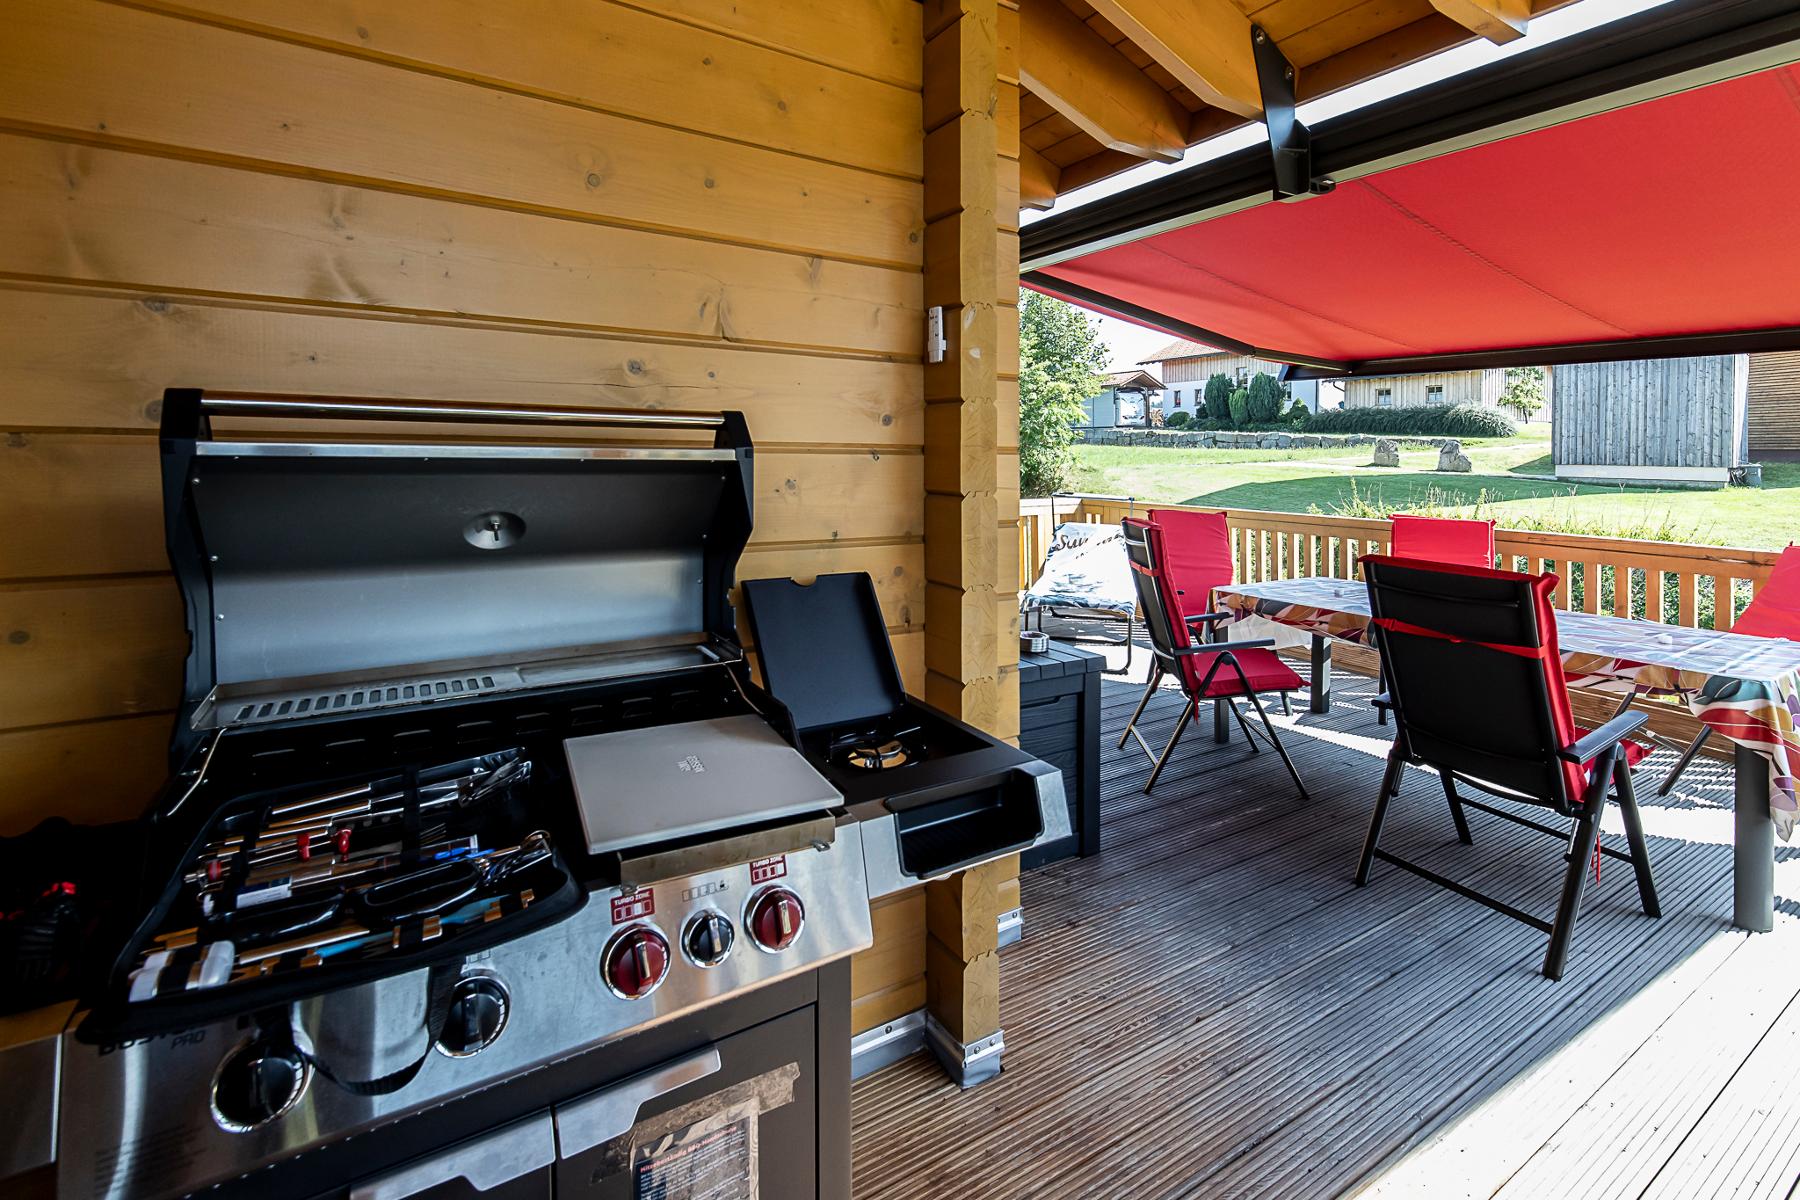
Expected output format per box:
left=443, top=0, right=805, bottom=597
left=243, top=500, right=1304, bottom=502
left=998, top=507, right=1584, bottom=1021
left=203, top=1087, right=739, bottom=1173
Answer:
left=197, top=393, right=731, bottom=430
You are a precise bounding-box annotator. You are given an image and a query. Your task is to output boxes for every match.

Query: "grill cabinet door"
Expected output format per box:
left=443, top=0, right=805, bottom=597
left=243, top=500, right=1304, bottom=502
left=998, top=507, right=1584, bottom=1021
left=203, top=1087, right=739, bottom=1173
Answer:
left=554, top=1008, right=817, bottom=1200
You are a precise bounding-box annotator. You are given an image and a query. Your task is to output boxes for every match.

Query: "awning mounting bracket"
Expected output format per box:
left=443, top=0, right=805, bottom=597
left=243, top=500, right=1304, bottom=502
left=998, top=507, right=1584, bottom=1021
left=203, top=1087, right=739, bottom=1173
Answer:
left=1252, top=25, right=1335, bottom=201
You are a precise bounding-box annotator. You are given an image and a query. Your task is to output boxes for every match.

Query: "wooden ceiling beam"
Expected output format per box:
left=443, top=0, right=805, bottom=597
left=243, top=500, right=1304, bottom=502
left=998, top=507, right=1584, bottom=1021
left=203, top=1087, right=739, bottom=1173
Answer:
left=1083, top=0, right=1263, bottom=120
left=1429, top=0, right=1530, bottom=44
left=1018, top=0, right=1189, bottom=163
left=1019, top=143, right=1058, bottom=209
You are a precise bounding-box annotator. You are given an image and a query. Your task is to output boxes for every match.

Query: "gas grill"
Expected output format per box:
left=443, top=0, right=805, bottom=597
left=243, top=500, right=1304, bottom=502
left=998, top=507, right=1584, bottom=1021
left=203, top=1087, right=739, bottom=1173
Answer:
left=36, top=390, right=1070, bottom=1200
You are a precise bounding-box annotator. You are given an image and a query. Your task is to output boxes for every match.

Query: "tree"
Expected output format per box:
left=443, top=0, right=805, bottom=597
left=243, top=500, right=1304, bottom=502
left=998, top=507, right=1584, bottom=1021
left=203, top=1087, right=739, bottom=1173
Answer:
left=1019, top=293, right=1108, bottom=496
left=1246, top=372, right=1284, bottom=423
left=1498, top=366, right=1547, bottom=422
left=1203, top=373, right=1233, bottom=423
left=1227, top=387, right=1250, bottom=426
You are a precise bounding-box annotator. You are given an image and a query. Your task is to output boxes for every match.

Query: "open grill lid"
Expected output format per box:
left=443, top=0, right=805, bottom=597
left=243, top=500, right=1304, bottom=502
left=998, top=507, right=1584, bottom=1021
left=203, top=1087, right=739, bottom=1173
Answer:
left=158, top=390, right=754, bottom=764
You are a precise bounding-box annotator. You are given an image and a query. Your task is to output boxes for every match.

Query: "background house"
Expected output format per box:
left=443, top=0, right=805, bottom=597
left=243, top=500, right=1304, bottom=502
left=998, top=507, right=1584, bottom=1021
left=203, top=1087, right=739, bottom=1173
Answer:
left=1142, top=339, right=1324, bottom=415
left=1341, top=368, right=1508, bottom=409
left=1079, top=368, right=1162, bottom=427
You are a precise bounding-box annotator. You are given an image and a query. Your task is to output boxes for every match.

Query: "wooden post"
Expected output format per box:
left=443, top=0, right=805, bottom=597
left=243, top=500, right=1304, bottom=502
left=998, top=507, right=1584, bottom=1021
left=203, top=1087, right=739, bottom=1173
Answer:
left=920, top=0, right=1019, bottom=1068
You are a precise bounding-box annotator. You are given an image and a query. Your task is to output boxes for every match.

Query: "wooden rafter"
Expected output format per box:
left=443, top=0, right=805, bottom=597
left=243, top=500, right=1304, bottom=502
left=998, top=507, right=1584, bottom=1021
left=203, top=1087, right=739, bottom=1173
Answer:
left=1429, top=0, right=1531, bottom=44
left=1084, top=0, right=1262, bottom=120
left=1018, top=0, right=1188, bottom=163
left=1019, top=144, right=1058, bottom=209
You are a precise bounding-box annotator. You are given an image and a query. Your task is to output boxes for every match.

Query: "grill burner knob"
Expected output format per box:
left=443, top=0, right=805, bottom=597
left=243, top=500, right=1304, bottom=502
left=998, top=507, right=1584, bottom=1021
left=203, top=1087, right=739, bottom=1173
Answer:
left=746, top=887, right=805, bottom=954
left=602, top=925, right=671, bottom=1000
left=436, top=975, right=510, bottom=1057
left=683, top=910, right=735, bottom=968
left=211, top=1040, right=309, bottom=1133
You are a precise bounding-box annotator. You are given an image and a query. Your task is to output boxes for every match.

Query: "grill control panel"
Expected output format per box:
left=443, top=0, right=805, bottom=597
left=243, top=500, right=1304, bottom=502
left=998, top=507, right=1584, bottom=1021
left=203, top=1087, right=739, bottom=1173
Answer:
left=58, top=824, right=874, bottom=1200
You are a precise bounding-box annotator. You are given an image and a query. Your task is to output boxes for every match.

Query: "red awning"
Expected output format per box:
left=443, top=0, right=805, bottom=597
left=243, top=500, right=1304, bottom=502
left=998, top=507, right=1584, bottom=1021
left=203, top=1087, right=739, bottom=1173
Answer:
left=1028, top=61, right=1800, bottom=372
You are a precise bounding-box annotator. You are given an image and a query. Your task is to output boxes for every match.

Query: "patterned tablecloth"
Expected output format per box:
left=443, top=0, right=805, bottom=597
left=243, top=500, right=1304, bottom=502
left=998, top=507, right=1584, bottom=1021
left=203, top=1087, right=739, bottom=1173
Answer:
left=1218, top=576, right=1800, bottom=838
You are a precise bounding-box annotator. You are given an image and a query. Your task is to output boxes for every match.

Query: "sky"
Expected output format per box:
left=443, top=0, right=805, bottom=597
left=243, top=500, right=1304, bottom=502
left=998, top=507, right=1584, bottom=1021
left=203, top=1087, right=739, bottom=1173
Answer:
left=1026, top=0, right=1677, bottom=372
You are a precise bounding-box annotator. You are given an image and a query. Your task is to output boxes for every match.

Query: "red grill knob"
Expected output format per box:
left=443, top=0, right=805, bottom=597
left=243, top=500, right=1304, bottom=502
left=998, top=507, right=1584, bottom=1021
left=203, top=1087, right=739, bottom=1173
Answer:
left=601, top=925, right=670, bottom=1000
left=746, top=887, right=805, bottom=954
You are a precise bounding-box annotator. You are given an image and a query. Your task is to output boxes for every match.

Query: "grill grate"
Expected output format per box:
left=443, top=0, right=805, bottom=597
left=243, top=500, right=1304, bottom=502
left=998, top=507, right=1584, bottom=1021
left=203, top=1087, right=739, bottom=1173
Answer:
left=226, top=671, right=505, bottom=727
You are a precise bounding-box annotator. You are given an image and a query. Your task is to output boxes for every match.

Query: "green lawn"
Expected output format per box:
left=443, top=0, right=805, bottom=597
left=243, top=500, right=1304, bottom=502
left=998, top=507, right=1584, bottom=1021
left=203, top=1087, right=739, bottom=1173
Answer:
left=1063, top=425, right=1798, bottom=549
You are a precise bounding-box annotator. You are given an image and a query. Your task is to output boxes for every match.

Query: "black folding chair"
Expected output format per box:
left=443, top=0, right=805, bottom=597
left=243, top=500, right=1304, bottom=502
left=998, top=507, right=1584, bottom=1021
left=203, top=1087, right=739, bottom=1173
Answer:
left=1120, top=518, right=1308, bottom=798
left=1356, top=555, right=1660, bottom=981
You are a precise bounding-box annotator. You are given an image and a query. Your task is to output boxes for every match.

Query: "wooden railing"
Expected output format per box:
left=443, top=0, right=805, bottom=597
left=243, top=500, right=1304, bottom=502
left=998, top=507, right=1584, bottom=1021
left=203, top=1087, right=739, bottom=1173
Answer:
left=1019, top=494, right=1777, bottom=632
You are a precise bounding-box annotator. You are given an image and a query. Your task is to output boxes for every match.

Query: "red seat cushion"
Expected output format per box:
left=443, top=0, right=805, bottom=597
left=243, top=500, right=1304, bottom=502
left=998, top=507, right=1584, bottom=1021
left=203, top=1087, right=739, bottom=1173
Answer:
left=1182, top=646, right=1305, bottom=698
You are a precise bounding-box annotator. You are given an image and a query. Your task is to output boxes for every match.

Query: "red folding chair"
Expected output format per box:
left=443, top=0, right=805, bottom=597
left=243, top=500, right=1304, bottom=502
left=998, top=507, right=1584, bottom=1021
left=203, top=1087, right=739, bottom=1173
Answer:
left=1660, top=543, right=1800, bottom=794
left=1117, top=508, right=1260, bottom=754
left=1359, top=555, right=1659, bottom=980
left=1375, top=515, right=1497, bottom=724
left=1119, top=517, right=1309, bottom=797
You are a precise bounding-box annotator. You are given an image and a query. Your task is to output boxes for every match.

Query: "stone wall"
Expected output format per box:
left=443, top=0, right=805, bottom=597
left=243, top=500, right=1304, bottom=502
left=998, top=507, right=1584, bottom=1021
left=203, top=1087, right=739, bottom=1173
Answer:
left=1076, top=427, right=1461, bottom=452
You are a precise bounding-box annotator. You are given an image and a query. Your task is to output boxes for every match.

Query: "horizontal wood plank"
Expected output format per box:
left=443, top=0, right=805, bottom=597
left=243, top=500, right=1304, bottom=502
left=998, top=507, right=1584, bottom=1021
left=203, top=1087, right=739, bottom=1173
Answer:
left=851, top=888, right=926, bottom=999
left=0, top=578, right=186, bottom=730
left=635, top=0, right=923, bottom=90
left=0, top=287, right=921, bottom=447
left=850, top=978, right=928, bottom=1036
left=1, top=0, right=923, bottom=267
left=0, top=715, right=171, bottom=835
left=0, top=135, right=923, bottom=357
left=131, top=0, right=923, bottom=178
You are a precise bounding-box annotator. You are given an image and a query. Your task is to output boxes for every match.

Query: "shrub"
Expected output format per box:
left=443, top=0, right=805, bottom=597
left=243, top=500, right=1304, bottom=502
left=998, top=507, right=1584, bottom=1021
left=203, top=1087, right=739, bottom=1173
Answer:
left=1285, top=400, right=1310, bottom=425
left=1203, top=373, right=1233, bottom=422
left=1304, top=403, right=1516, bottom=439
left=1227, top=387, right=1251, bottom=426
left=1246, top=372, right=1285, bottom=423
left=1164, top=410, right=1192, bottom=428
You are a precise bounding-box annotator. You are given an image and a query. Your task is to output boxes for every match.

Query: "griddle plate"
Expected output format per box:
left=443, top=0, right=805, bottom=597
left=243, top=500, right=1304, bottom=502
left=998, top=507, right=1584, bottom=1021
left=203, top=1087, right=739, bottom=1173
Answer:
left=565, top=715, right=843, bottom=855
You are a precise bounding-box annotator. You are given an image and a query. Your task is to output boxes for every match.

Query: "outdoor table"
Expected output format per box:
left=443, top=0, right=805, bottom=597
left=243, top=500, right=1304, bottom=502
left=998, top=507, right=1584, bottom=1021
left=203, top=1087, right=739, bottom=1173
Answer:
left=1217, top=575, right=1800, bottom=933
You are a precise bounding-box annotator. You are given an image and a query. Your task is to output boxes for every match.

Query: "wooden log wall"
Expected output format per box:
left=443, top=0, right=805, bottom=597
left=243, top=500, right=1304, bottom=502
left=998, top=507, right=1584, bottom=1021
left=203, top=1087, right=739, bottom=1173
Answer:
left=1747, top=351, right=1800, bottom=458
left=0, top=0, right=929, bottom=833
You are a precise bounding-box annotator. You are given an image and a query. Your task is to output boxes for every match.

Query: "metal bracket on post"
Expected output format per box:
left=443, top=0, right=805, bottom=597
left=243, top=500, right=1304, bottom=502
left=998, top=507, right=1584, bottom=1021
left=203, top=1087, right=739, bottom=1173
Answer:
left=1251, top=25, right=1334, bottom=202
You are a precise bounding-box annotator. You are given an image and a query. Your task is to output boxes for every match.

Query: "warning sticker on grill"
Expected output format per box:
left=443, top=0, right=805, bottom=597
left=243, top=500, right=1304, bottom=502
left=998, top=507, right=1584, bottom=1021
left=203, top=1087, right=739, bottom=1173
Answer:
left=632, top=1099, right=757, bottom=1200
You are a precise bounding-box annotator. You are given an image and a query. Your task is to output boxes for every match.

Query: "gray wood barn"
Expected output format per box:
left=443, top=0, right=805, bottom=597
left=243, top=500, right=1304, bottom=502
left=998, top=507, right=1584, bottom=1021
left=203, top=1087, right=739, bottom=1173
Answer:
left=1552, top=355, right=1751, bottom=487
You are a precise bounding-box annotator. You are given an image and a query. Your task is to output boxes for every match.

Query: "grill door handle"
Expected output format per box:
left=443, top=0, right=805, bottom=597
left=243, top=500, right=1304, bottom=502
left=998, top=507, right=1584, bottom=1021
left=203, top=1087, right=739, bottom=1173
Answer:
left=350, top=1113, right=555, bottom=1200
left=554, top=1048, right=724, bottom=1158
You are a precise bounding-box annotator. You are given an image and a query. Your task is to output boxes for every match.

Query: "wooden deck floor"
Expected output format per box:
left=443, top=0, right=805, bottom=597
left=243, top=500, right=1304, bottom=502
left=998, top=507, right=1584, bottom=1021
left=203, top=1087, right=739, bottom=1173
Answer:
left=851, top=666, right=1800, bottom=1200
